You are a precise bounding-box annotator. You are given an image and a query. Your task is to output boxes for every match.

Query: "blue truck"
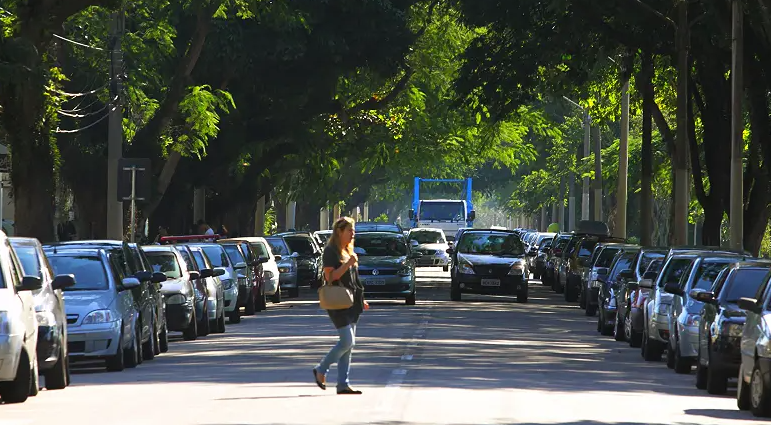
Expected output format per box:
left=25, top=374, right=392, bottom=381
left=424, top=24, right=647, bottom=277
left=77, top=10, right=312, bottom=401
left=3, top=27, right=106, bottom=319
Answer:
left=407, top=177, right=476, bottom=238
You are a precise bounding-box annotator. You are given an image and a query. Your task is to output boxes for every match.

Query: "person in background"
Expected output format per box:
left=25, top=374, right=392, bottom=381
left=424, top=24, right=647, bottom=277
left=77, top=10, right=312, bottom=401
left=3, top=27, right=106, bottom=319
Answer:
left=197, top=219, right=214, bottom=236
left=217, top=225, right=229, bottom=238
left=312, top=216, right=368, bottom=395
left=153, top=226, right=169, bottom=244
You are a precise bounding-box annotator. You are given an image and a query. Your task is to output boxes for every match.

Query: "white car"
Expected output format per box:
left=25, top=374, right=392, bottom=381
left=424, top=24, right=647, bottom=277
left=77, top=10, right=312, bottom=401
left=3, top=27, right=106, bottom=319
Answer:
left=221, top=237, right=281, bottom=303
left=0, top=231, right=42, bottom=403
left=407, top=227, right=451, bottom=271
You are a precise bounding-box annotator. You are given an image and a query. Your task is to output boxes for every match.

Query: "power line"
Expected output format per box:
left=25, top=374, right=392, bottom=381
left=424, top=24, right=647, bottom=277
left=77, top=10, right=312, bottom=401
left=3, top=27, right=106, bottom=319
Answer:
left=52, top=33, right=109, bottom=52
left=57, top=98, right=115, bottom=118
left=50, top=82, right=110, bottom=98
left=55, top=106, right=115, bottom=134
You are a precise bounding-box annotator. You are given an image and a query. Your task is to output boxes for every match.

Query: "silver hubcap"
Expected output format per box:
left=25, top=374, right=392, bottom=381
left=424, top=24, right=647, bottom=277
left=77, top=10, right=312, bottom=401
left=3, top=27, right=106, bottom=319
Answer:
left=751, top=368, right=763, bottom=408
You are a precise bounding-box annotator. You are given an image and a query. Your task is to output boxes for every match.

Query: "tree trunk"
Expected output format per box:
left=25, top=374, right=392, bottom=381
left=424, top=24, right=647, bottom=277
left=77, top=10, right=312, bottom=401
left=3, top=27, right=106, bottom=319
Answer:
left=639, top=51, right=654, bottom=246
left=11, top=149, right=56, bottom=242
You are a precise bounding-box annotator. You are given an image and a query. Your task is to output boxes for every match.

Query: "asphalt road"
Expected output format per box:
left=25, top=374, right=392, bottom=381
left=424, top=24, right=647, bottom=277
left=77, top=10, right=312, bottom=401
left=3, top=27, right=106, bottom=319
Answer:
left=0, top=269, right=763, bottom=425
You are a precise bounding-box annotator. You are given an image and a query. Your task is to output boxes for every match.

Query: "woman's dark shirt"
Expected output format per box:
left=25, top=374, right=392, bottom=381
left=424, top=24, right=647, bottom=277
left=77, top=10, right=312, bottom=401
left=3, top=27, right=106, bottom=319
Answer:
left=322, top=244, right=365, bottom=328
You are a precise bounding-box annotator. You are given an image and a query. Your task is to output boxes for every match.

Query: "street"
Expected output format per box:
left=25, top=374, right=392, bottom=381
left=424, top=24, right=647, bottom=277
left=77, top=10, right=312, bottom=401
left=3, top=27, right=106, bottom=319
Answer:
left=0, top=269, right=760, bottom=425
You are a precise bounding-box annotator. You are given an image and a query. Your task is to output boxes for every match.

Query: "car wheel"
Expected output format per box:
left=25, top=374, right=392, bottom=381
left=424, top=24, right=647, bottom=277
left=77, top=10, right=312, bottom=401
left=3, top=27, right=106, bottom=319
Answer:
left=257, top=290, right=267, bottom=311
left=216, top=310, right=226, bottom=333
left=666, top=342, right=676, bottom=369
left=183, top=309, right=198, bottom=341
left=142, top=317, right=156, bottom=361
left=272, top=288, right=282, bottom=303
left=198, top=308, right=211, bottom=337
left=229, top=307, right=241, bottom=324
left=406, top=292, right=416, bottom=305
left=244, top=291, right=256, bottom=315
left=159, top=321, right=169, bottom=353
left=450, top=280, right=461, bottom=301
left=0, top=349, right=32, bottom=403
left=106, top=328, right=126, bottom=371
left=564, top=277, right=578, bottom=302
left=750, top=359, right=771, bottom=417
left=695, top=363, right=708, bottom=390
left=28, top=352, right=39, bottom=397
left=674, top=345, right=693, bottom=374
left=44, top=344, right=68, bottom=390
left=123, top=325, right=140, bottom=369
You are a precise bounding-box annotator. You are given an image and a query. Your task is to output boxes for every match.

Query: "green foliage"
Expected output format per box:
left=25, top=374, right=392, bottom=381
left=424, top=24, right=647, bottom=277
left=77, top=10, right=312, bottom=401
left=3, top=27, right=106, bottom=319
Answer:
left=264, top=206, right=276, bottom=234
left=373, top=213, right=389, bottom=223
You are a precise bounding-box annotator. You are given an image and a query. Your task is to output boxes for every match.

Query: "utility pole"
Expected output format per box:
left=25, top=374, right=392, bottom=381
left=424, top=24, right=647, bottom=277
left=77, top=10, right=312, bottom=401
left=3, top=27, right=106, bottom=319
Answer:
left=558, top=176, right=565, bottom=231
left=582, top=113, right=591, bottom=221
left=615, top=76, right=630, bottom=238
left=673, top=0, right=690, bottom=245
left=592, top=125, right=603, bottom=221
left=640, top=52, right=654, bottom=246
left=729, top=0, right=744, bottom=250
left=106, top=11, right=124, bottom=239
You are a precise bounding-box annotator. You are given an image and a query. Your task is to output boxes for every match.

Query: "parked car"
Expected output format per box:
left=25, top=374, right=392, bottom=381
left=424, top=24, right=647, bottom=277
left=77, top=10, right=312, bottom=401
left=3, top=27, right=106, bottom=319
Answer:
left=10, top=237, right=75, bottom=390
left=143, top=246, right=199, bottom=341
left=613, top=247, right=668, bottom=344
left=218, top=242, right=258, bottom=316
left=354, top=231, right=421, bottom=305
left=174, top=245, right=213, bottom=336
left=189, top=243, right=240, bottom=324
left=0, top=231, right=43, bottom=403
left=448, top=229, right=529, bottom=303
left=694, top=261, right=771, bottom=395
left=597, top=247, right=640, bottom=336
left=736, top=271, right=771, bottom=417
left=186, top=245, right=226, bottom=332
left=265, top=236, right=299, bottom=297
left=274, top=232, right=323, bottom=289
left=582, top=243, right=633, bottom=315
left=407, top=227, right=451, bottom=271
left=44, top=246, right=143, bottom=372
left=221, top=237, right=280, bottom=303
left=532, top=237, right=553, bottom=280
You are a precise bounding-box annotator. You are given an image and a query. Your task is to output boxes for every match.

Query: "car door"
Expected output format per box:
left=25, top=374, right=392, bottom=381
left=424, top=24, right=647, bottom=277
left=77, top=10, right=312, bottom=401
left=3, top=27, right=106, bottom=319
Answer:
left=107, top=251, right=136, bottom=348
left=6, top=240, right=38, bottom=354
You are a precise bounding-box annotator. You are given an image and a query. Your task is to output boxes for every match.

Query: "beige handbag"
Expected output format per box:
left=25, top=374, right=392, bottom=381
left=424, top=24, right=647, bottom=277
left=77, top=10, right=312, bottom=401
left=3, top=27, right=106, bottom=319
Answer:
left=319, top=280, right=354, bottom=310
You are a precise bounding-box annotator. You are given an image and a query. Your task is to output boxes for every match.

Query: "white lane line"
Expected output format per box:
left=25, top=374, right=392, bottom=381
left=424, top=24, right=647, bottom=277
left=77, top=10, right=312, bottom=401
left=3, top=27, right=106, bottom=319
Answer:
left=401, top=354, right=413, bottom=361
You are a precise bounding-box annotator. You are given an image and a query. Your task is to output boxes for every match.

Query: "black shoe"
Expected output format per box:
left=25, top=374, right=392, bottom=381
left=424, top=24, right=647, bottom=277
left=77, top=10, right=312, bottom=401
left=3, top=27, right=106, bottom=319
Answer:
left=337, top=387, right=362, bottom=395
left=312, top=369, right=326, bottom=390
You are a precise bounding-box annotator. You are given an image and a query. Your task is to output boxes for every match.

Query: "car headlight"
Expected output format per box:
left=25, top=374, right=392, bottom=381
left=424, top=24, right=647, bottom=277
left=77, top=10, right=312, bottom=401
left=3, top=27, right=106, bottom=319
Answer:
left=721, top=321, right=744, bottom=337
left=508, top=261, right=525, bottom=276
left=684, top=313, right=700, bottom=327
left=221, top=278, right=235, bottom=290
left=167, top=294, right=186, bottom=304
left=398, top=265, right=411, bottom=276
left=656, top=304, right=669, bottom=315
left=82, top=309, right=115, bottom=325
left=459, top=262, right=475, bottom=275
left=36, top=311, right=56, bottom=327
left=278, top=266, right=290, bottom=273
left=0, top=311, right=10, bottom=334
left=264, top=270, right=274, bottom=279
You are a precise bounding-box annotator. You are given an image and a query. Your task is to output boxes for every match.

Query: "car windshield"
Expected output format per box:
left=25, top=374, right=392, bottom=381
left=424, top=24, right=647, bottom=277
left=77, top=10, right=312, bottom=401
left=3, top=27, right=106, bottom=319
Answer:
left=145, top=253, right=181, bottom=279
left=266, top=238, right=290, bottom=255
left=284, top=237, right=315, bottom=255
left=48, top=255, right=109, bottom=291
left=354, top=234, right=408, bottom=257
left=659, top=258, right=694, bottom=287
left=723, top=268, right=770, bottom=302
left=410, top=231, right=446, bottom=244
left=457, top=233, right=524, bottom=256
left=250, top=242, right=270, bottom=258
left=595, top=248, right=620, bottom=268
left=609, top=254, right=635, bottom=279
left=418, top=201, right=465, bottom=221
left=578, top=240, right=598, bottom=258
left=191, top=250, right=207, bottom=270
left=222, top=245, right=245, bottom=266
left=13, top=245, right=41, bottom=277
left=200, top=246, right=230, bottom=268
left=692, top=260, right=734, bottom=290
left=638, top=252, right=666, bottom=275
left=646, top=259, right=664, bottom=274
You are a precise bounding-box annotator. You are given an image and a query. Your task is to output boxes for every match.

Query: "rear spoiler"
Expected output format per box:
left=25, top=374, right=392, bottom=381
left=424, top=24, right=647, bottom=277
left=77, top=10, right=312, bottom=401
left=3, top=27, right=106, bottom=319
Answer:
left=159, top=235, right=221, bottom=244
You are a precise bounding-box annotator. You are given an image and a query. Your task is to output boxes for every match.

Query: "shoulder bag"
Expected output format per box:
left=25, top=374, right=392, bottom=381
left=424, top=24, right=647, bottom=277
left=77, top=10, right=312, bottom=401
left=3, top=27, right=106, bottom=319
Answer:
left=319, top=278, right=354, bottom=310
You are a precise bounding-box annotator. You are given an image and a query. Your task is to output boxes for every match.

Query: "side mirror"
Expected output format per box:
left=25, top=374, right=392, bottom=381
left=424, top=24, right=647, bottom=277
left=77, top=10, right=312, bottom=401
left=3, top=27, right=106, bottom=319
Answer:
left=52, top=274, right=76, bottom=290
left=120, top=277, right=141, bottom=290
left=151, top=272, right=167, bottom=283
left=188, top=270, right=201, bottom=281
left=468, top=210, right=476, bottom=221
left=199, top=268, right=214, bottom=279
left=446, top=248, right=454, bottom=254
left=596, top=268, right=609, bottom=276
left=638, top=279, right=653, bottom=289
left=133, top=270, right=152, bottom=282
left=410, top=252, right=423, bottom=259
left=408, top=209, right=415, bottom=219
left=17, top=276, right=43, bottom=291
left=258, top=256, right=269, bottom=264
left=410, top=240, right=419, bottom=247
left=689, top=289, right=716, bottom=304
left=664, top=282, right=684, bottom=296
left=234, top=262, right=247, bottom=269
left=643, top=271, right=658, bottom=280
left=291, top=252, right=300, bottom=258
left=737, top=297, right=762, bottom=314
left=274, top=255, right=282, bottom=261
left=213, top=267, right=226, bottom=277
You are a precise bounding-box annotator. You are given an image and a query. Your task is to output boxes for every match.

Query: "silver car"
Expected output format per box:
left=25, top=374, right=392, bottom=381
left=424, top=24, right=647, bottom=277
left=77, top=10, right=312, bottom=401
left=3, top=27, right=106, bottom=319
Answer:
left=187, top=246, right=226, bottom=333
left=191, top=244, right=240, bottom=324
left=737, top=275, right=771, bottom=417
left=407, top=228, right=450, bottom=271
left=46, top=248, right=143, bottom=371
left=143, top=246, right=199, bottom=341
left=266, top=237, right=299, bottom=298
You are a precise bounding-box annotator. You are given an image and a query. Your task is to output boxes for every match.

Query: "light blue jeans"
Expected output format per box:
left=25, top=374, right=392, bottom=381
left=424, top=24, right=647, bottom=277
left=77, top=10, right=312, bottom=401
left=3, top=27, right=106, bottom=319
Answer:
left=315, top=323, right=357, bottom=390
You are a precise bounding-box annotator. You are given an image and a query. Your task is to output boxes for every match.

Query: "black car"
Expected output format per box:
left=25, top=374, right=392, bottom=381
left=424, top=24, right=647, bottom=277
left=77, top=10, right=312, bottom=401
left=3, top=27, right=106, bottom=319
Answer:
left=47, top=241, right=168, bottom=359
left=10, top=237, right=75, bottom=389
left=614, top=247, right=668, bottom=344
left=597, top=247, right=640, bottom=336
left=274, top=232, right=323, bottom=289
left=695, top=261, right=771, bottom=394
left=562, top=234, right=626, bottom=302
left=354, top=222, right=404, bottom=233
left=448, top=229, right=530, bottom=303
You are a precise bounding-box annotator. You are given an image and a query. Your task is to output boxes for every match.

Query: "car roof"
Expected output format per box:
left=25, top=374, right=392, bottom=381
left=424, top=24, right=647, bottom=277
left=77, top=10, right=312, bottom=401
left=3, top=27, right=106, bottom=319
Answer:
left=731, top=260, right=771, bottom=268
left=44, top=247, right=106, bottom=256
left=218, top=237, right=267, bottom=244
left=355, top=231, right=405, bottom=237
left=142, top=245, right=177, bottom=252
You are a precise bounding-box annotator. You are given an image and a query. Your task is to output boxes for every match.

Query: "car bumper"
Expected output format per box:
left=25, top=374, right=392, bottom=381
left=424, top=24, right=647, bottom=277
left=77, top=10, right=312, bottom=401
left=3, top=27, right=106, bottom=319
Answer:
left=360, top=276, right=414, bottom=297
left=416, top=255, right=450, bottom=267
left=67, top=321, right=122, bottom=359
left=224, top=287, right=239, bottom=312
left=264, top=277, right=279, bottom=295
left=676, top=325, right=700, bottom=358
left=207, top=298, right=218, bottom=320
left=36, top=325, right=63, bottom=370
left=165, top=302, right=194, bottom=331
left=279, top=272, right=298, bottom=289
left=649, top=311, right=670, bottom=343
left=456, top=274, right=527, bottom=295
left=0, top=334, right=23, bottom=381
left=710, top=335, right=743, bottom=374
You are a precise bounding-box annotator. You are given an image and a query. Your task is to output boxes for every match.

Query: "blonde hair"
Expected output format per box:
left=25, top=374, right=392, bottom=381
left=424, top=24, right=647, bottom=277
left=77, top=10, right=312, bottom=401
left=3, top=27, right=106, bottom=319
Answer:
left=328, top=216, right=355, bottom=258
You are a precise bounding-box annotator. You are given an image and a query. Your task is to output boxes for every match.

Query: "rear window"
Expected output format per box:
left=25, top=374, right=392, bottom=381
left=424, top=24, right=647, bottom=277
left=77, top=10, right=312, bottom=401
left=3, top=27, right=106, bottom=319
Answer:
left=191, top=250, right=207, bottom=270
left=200, top=246, right=230, bottom=268
left=13, top=245, right=41, bottom=277
left=691, top=260, right=734, bottom=290
left=723, top=268, right=770, bottom=303
left=48, top=255, right=109, bottom=291
left=578, top=240, right=598, bottom=258
left=409, top=231, right=446, bottom=244
left=565, top=238, right=581, bottom=256
left=595, top=248, right=620, bottom=268
left=251, top=242, right=270, bottom=258
left=146, top=252, right=181, bottom=279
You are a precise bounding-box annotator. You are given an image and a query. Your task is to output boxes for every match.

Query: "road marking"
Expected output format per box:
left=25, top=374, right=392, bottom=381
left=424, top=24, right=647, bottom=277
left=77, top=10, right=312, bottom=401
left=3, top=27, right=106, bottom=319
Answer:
left=401, top=354, right=413, bottom=360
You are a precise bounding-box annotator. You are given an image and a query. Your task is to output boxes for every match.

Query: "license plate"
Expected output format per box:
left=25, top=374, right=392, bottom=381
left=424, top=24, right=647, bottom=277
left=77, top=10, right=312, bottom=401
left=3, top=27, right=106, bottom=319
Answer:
left=365, top=279, right=386, bottom=285
left=481, top=279, right=500, bottom=286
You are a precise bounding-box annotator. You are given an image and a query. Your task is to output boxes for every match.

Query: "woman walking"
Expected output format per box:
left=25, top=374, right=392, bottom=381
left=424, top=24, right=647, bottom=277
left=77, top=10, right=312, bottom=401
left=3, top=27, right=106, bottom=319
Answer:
left=313, top=216, right=368, bottom=394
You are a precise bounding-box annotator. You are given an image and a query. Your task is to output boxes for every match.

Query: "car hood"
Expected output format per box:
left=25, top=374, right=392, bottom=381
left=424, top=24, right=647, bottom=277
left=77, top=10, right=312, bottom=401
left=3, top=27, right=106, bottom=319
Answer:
left=160, top=277, right=191, bottom=296
left=358, top=256, right=407, bottom=268
left=64, top=290, right=114, bottom=314
left=458, top=253, right=525, bottom=266
left=417, top=243, right=448, bottom=251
